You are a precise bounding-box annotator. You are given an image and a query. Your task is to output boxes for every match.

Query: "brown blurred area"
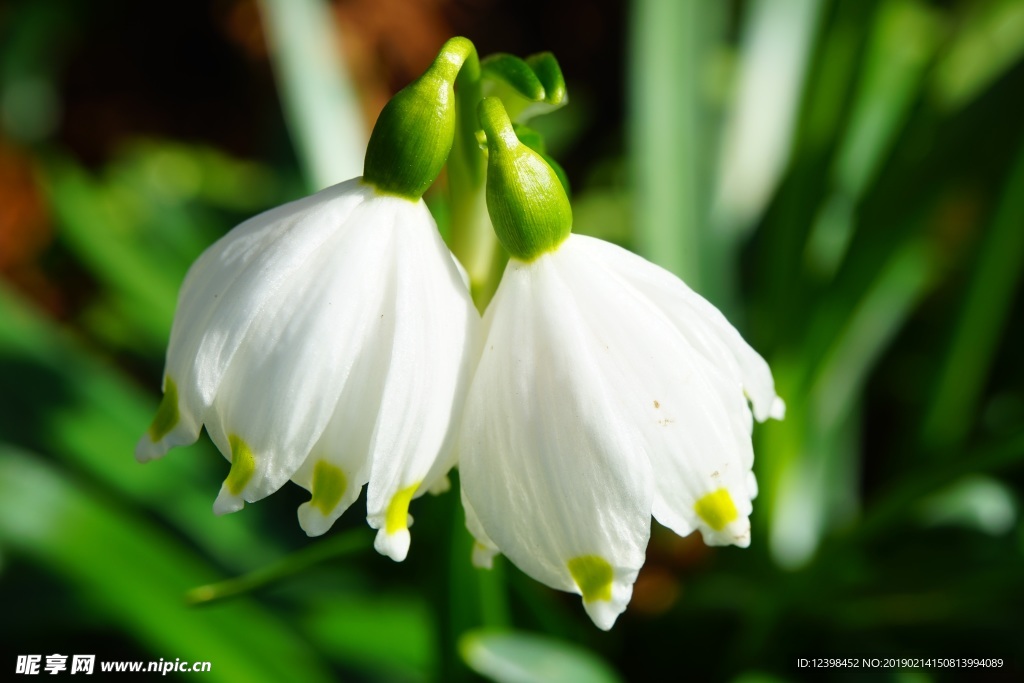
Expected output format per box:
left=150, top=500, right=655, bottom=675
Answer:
left=1, top=0, right=626, bottom=311
left=26, top=0, right=626, bottom=169
left=0, top=141, right=57, bottom=312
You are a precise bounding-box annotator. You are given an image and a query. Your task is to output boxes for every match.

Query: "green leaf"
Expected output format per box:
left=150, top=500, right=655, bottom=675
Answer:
left=857, top=431, right=1024, bottom=538
left=628, top=0, right=725, bottom=298
left=302, top=592, right=438, bottom=682
left=804, top=0, right=942, bottom=278
left=482, top=54, right=545, bottom=102
left=481, top=52, right=568, bottom=123
left=0, top=445, right=334, bottom=683
left=43, top=158, right=181, bottom=349
left=459, top=629, right=622, bottom=683
left=917, top=475, right=1017, bottom=535
left=932, top=0, right=1024, bottom=111
left=921, top=139, right=1024, bottom=450
left=257, top=0, right=366, bottom=189
left=713, top=0, right=824, bottom=237
left=0, top=284, right=280, bottom=572
left=525, top=53, right=567, bottom=107
left=765, top=238, right=936, bottom=567
left=832, top=0, right=942, bottom=199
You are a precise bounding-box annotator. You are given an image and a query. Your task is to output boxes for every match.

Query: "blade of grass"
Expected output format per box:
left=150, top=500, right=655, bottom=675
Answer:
left=628, top=0, right=724, bottom=297
left=766, top=238, right=936, bottom=567
left=804, top=0, right=942, bottom=278
left=0, top=284, right=280, bottom=571
left=301, top=591, right=438, bottom=682
left=459, top=629, right=623, bottom=683
left=187, top=531, right=367, bottom=605
left=43, top=158, right=182, bottom=348
left=712, top=0, right=824, bottom=238
left=0, top=445, right=334, bottom=683
left=931, top=0, right=1024, bottom=111
left=921, top=138, right=1024, bottom=451
left=257, top=0, right=365, bottom=189
left=856, top=430, right=1024, bottom=538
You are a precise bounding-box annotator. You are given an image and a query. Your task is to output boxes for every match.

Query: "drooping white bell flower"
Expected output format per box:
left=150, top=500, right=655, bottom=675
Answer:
left=458, top=98, right=785, bottom=629
left=136, top=38, right=481, bottom=562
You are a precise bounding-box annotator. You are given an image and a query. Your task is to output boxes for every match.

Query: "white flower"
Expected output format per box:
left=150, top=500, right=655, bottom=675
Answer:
left=136, top=178, right=479, bottom=561
left=462, top=96, right=784, bottom=629
left=458, top=233, right=784, bottom=629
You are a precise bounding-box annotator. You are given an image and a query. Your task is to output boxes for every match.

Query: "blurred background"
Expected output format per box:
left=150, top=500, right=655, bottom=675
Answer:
left=1, top=0, right=1022, bottom=681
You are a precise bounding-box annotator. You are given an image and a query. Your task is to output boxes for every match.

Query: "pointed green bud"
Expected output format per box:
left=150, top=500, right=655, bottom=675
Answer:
left=478, top=97, right=572, bottom=261
left=363, top=37, right=476, bottom=199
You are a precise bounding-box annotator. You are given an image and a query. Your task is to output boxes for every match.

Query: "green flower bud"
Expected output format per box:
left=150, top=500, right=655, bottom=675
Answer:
left=478, top=97, right=572, bottom=261
left=363, top=37, right=475, bottom=199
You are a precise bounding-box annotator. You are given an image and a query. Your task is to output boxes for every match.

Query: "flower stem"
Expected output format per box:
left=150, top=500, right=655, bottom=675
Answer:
left=447, top=43, right=503, bottom=310
left=186, top=531, right=366, bottom=605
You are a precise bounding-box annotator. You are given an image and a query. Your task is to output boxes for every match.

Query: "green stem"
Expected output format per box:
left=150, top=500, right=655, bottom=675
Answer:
left=448, top=45, right=501, bottom=310
left=186, top=531, right=366, bottom=605
left=477, top=556, right=509, bottom=627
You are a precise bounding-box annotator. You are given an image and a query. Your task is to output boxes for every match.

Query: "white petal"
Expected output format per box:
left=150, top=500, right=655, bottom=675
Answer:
left=138, top=179, right=371, bottom=465
left=359, top=198, right=479, bottom=561
left=572, top=234, right=782, bottom=423
left=139, top=177, right=478, bottom=542
left=289, top=283, right=396, bottom=535
left=176, top=180, right=369, bottom=404
left=556, top=236, right=756, bottom=547
left=459, top=255, right=653, bottom=630
left=461, top=487, right=500, bottom=569
left=206, top=195, right=401, bottom=514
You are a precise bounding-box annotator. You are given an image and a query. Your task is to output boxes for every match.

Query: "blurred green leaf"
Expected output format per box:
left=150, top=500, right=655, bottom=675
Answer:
left=932, top=0, right=1024, bottom=110
left=629, top=0, right=723, bottom=293
left=857, top=430, right=1024, bottom=538
left=833, top=0, right=942, bottom=199
left=809, top=240, right=934, bottom=432
left=257, top=0, right=366, bottom=189
left=42, top=144, right=288, bottom=354
left=43, top=157, right=181, bottom=349
left=482, top=54, right=546, bottom=105
left=301, top=592, right=437, bottom=682
left=713, top=0, right=824, bottom=236
left=0, top=284, right=279, bottom=571
left=481, top=52, right=568, bottom=123
left=0, top=445, right=334, bottom=683
left=918, top=475, right=1017, bottom=535
left=459, top=629, right=622, bottom=683
left=804, top=0, right=942, bottom=278
left=922, top=139, right=1024, bottom=451
left=766, top=238, right=936, bottom=567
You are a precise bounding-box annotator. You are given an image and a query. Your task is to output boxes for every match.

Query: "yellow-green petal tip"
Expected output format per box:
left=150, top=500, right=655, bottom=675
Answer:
left=225, top=435, right=256, bottom=495
left=146, top=376, right=180, bottom=442
left=695, top=488, right=739, bottom=531
left=567, top=555, right=614, bottom=603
